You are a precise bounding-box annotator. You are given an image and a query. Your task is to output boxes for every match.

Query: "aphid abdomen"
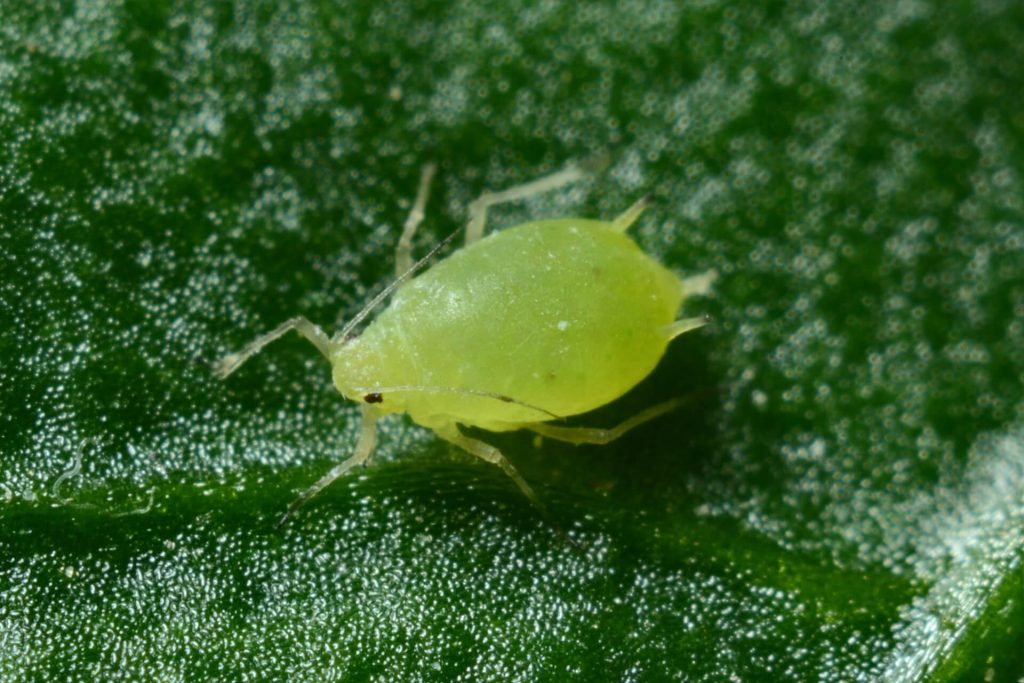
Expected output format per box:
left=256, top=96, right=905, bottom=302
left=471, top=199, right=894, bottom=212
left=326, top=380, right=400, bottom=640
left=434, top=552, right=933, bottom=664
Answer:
left=333, top=218, right=684, bottom=430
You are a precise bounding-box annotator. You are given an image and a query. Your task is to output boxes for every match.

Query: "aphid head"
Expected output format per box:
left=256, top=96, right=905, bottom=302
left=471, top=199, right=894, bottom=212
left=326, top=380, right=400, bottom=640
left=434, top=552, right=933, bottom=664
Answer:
left=326, top=227, right=463, bottom=412
left=328, top=334, right=387, bottom=406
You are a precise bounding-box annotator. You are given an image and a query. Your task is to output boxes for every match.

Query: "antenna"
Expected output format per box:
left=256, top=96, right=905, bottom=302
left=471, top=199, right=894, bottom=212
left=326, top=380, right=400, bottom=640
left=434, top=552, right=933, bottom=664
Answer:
left=352, top=384, right=563, bottom=420
left=333, top=227, right=461, bottom=344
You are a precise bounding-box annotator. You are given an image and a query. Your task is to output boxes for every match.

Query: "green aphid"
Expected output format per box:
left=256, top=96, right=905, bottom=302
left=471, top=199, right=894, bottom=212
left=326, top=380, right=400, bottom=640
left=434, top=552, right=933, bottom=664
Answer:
left=216, top=160, right=715, bottom=524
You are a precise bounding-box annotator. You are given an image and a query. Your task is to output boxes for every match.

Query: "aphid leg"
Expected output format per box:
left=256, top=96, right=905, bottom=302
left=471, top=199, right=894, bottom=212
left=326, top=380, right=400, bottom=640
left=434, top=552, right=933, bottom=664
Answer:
left=395, top=162, right=437, bottom=277
left=435, top=424, right=579, bottom=547
left=465, top=163, right=586, bottom=244
left=681, top=269, right=718, bottom=297
left=524, top=398, right=684, bottom=445
left=611, top=193, right=654, bottom=232
left=214, top=316, right=331, bottom=379
left=277, top=407, right=379, bottom=527
left=434, top=424, right=543, bottom=509
left=668, top=316, right=711, bottom=340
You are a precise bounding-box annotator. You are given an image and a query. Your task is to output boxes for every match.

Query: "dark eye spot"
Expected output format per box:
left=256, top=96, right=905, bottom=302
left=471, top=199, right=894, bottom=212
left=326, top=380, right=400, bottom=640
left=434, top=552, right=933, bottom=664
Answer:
left=364, top=392, right=383, bottom=404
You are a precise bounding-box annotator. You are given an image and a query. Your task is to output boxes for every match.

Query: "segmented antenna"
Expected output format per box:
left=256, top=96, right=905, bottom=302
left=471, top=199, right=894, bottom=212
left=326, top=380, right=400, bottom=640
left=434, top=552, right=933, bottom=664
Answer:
left=333, top=227, right=461, bottom=343
left=352, top=384, right=563, bottom=420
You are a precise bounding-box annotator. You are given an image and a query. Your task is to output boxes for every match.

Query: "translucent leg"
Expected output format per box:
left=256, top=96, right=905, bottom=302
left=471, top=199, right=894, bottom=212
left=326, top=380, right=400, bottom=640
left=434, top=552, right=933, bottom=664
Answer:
left=436, top=423, right=582, bottom=548
left=395, top=162, right=437, bottom=277
left=214, top=316, right=331, bottom=379
left=434, top=423, right=542, bottom=509
left=277, top=407, right=379, bottom=527
left=465, top=163, right=586, bottom=244
left=525, top=398, right=683, bottom=445
left=681, top=269, right=718, bottom=297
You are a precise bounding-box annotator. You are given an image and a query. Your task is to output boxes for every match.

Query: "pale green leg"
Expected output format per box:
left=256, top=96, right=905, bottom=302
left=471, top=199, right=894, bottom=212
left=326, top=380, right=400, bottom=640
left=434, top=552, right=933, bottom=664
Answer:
left=681, top=269, right=718, bottom=297
left=435, top=423, right=580, bottom=546
left=395, top=162, right=437, bottom=277
left=525, top=398, right=684, bottom=445
left=278, top=407, right=379, bottom=527
left=434, top=423, right=542, bottom=509
left=214, top=316, right=331, bottom=379
left=465, top=163, right=586, bottom=244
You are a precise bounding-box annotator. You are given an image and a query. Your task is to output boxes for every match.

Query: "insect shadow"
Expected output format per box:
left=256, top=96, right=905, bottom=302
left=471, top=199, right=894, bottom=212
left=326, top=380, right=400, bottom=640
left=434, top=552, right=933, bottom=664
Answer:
left=481, top=331, right=722, bottom=514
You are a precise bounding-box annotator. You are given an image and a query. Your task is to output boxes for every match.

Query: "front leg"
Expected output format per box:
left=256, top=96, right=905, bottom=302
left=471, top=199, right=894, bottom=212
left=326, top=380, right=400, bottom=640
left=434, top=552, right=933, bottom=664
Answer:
left=277, top=406, right=380, bottom=526
left=214, top=316, right=331, bottom=379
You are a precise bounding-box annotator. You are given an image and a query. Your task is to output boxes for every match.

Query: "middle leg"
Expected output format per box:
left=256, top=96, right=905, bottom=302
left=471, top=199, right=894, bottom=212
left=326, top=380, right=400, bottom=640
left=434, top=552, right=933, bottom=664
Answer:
left=435, top=423, right=580, bottom=548
left=434, top=423, right=542, bottom=509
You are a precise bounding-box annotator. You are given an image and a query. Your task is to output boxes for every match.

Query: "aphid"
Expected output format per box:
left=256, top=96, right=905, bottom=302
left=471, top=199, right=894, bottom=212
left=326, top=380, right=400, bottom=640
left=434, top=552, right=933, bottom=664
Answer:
left=216, top=160, right=715, bottom=524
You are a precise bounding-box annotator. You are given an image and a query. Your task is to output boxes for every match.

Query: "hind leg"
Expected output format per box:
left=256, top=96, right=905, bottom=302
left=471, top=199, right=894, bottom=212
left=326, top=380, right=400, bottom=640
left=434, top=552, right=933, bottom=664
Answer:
left=681, top=270, right=717, bottom=298
left=524, top=398, right=683, bottom=445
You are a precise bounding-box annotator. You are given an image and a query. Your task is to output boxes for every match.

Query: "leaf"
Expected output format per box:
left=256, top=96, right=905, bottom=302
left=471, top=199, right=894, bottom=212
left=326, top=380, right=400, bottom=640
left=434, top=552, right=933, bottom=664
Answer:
left=2, top=0, right=1023, bottom=680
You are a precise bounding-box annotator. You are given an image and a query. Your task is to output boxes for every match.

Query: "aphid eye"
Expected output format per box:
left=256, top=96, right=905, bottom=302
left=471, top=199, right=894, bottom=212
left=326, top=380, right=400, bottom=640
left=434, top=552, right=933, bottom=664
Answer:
left=364, top=392, right=383, bottom=404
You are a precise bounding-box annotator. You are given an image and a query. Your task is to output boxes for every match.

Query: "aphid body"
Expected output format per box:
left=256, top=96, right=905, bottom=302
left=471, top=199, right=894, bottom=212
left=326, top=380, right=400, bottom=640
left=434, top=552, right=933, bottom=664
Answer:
left=217, top=161, right=713, bottom=522
left=338, top=218, right=684, bottom=429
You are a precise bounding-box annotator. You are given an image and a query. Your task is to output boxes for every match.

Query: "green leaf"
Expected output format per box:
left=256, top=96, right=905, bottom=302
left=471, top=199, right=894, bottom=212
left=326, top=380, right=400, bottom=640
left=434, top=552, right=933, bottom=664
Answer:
left=3, top=0, right=1023, bottom=680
